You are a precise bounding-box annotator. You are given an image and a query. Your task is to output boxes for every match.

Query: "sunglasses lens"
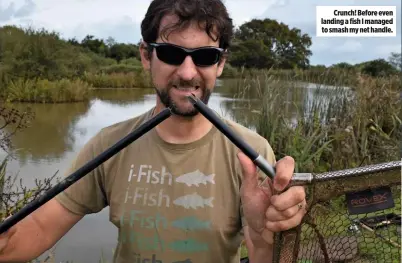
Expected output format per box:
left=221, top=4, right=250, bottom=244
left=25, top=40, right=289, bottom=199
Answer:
left=192, top=49, right=221, bottom=66
left=155, top=45, right=185, bottom=65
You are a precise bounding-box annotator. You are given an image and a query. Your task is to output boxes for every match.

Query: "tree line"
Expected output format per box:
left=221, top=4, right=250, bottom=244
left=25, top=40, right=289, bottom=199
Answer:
left=65, top=18, right=314, bottom=70
left=0, top=18, right=400, bottom=90
left=67, top=35, right=141, bottom=63
left=67, top=18, right=401, bottom=75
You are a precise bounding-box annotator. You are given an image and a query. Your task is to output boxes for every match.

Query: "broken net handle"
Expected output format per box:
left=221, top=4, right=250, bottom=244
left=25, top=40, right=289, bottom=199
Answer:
left=0, top=108, right=172, bottom=234
left=285, top=160, right=401, bottom=188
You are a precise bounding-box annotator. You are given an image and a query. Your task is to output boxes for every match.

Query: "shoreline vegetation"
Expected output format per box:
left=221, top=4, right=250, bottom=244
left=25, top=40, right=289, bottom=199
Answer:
left=0, top=25, right=400, bottom=103
left=0, top=22, right=401, bottom=262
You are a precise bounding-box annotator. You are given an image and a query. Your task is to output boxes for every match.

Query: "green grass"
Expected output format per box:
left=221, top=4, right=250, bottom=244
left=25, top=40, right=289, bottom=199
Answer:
left=3, top=78, right=92, bottom=103
left=82, top=71, right=151, bottom=89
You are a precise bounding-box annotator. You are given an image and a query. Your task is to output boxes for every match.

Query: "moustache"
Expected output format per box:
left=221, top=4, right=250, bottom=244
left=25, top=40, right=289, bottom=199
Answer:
left=168, top=78, right=203, bottom=88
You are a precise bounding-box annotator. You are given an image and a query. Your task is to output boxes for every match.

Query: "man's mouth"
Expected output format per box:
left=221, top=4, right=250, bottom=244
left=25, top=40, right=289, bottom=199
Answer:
left=173, top=85, right=200, bottom=91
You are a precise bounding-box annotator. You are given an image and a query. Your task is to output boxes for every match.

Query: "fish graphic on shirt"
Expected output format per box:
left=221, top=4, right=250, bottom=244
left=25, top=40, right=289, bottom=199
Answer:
left=169, top=238, right=209, bottom=252
left=173, top=193, right=214, bottom=209
left=175, top=170, right=215, bottom=187
left=171, top=216, right=211, bottom=230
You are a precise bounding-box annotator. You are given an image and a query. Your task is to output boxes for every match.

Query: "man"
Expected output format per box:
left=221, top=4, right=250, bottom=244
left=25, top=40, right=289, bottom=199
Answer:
left=0, top=0, right=306, bottom=262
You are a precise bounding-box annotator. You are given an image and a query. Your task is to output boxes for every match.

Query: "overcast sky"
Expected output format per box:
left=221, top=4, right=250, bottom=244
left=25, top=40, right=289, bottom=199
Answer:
left=0, top=0, right=400, bottom=66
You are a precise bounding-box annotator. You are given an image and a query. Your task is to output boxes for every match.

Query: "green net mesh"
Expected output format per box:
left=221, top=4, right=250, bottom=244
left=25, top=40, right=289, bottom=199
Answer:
left=294, top=174, right=401, bottom=263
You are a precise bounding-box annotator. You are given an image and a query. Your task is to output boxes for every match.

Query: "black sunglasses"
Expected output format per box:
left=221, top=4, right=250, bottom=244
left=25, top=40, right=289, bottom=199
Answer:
left=147, top=42, right=225, bottom=67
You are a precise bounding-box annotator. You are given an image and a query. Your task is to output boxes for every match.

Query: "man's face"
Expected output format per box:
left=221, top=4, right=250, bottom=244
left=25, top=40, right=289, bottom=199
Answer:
left=140, top=15, right=226, bottom=117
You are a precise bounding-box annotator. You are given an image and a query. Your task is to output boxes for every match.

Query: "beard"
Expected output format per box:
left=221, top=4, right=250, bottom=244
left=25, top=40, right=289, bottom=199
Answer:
left=154, top=77, right=212, bottom=117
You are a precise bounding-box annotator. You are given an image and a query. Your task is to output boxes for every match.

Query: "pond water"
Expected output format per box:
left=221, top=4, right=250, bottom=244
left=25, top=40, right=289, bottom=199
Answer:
left=0, top=79, right=348, bottom=262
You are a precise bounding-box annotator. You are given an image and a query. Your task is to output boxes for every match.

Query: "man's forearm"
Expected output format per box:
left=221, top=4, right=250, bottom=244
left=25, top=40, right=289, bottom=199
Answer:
left=249, top=245, right=274, bottom=263
left=0, top=216, right=50, bottom=262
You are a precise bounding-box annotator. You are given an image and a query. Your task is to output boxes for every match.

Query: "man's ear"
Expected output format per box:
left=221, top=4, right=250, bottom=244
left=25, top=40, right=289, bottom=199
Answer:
left=216, top=51, right=228, bottom=78
left=139, top=40, right=151, bottom=70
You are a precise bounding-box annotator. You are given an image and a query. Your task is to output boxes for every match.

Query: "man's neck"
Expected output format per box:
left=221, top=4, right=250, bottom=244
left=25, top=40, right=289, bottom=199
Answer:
left=153, top=104, right=213, bottom=144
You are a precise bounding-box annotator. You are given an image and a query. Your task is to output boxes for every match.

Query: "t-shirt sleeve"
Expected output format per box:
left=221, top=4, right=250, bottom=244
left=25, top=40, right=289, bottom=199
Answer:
left=55, top=130, right=108, bottom=216
left=239, top=138, right=276, bottom=228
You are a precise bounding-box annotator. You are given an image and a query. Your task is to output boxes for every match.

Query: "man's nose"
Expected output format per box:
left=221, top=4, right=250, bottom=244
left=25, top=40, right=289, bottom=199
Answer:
left=176, top=55, right=198, bottom=81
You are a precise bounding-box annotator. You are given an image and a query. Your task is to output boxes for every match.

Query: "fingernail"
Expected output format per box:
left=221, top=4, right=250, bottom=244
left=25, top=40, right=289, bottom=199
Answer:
left=274, top=182, right=283, bottom=191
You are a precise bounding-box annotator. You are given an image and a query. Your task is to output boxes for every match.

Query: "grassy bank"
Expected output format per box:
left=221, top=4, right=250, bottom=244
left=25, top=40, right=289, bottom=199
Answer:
left=1, top=68, right=153, bottom=103
left=0, top=67, right=362, bottom=103
left=0, top=25, right=153, bottom=103
left=3, top=78, right=92, bottom=103
left=1, top=64, right=155, bottom=104
left=4, top=65, right=398, bottom=103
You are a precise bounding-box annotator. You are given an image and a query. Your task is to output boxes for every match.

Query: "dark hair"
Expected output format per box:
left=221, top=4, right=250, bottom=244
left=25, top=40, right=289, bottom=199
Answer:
left=141, top=0, right=233, bottom=50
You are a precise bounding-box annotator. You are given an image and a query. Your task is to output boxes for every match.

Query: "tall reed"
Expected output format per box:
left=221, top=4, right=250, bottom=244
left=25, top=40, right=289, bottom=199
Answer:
left=230, top=70, right=401, bottom=172
left=3, top=78, right=91, bottom=103
left=82, top=71, right=151, bottom=89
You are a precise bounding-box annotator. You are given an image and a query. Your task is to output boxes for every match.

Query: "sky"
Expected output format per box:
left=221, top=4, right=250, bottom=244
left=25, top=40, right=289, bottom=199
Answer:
left=0, top=0, right=400, bottom=66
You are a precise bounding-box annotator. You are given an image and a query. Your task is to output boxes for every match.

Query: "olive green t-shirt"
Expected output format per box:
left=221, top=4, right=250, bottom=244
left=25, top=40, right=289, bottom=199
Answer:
left=55, top=107, right=276, bottom=263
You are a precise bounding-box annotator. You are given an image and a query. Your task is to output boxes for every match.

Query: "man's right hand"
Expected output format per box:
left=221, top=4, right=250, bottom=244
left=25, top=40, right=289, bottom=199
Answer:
left=0, top=215, right=16, bottom=254
left=0, top=199, right=84, bottom=262
left=0, top=228, right=15, bottom=254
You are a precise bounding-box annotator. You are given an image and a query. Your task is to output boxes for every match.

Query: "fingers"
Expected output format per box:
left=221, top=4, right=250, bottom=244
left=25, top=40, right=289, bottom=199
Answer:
left=265, top=203, right=306, bottom=232
left=273, top=156, right=295, bottom=192
left=0, top=216, right=15, bottom=238
left=237, top=151, right=258, bottom=193
left=266, top=198, right=306, bottom=221
left=270, top=186, right=306, bottom=211
left=237, top=151, right=257, bottom=179
left=0, top=215, right=10, bottom=235
left=264, top=185, right=307, bottom=232
left=0, top=226, right=16, bottom=238
left=0, top=216, right=16, bottom=253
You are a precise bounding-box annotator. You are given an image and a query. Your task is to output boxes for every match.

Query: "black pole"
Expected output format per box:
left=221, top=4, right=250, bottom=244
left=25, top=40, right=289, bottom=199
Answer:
left=0, top=108, right=172, bottom=234
left=187, top=94, right=275, bottom=179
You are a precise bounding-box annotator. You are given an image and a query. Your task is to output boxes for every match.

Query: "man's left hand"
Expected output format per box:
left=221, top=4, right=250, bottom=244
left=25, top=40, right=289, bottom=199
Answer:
left=238, top=151, right=307, bottom=246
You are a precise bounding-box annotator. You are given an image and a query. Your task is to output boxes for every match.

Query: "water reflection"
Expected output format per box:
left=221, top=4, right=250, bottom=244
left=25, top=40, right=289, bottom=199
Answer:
left=4, top=101, right=91, bottom=164
left=90, top=88, right=155, bottom=106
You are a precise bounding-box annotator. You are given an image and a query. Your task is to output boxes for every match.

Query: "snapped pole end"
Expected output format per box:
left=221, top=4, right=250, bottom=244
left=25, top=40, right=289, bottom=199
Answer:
left=186, top=93, right=198, bottom=104
left=254, top=155, right=276, bottom=179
